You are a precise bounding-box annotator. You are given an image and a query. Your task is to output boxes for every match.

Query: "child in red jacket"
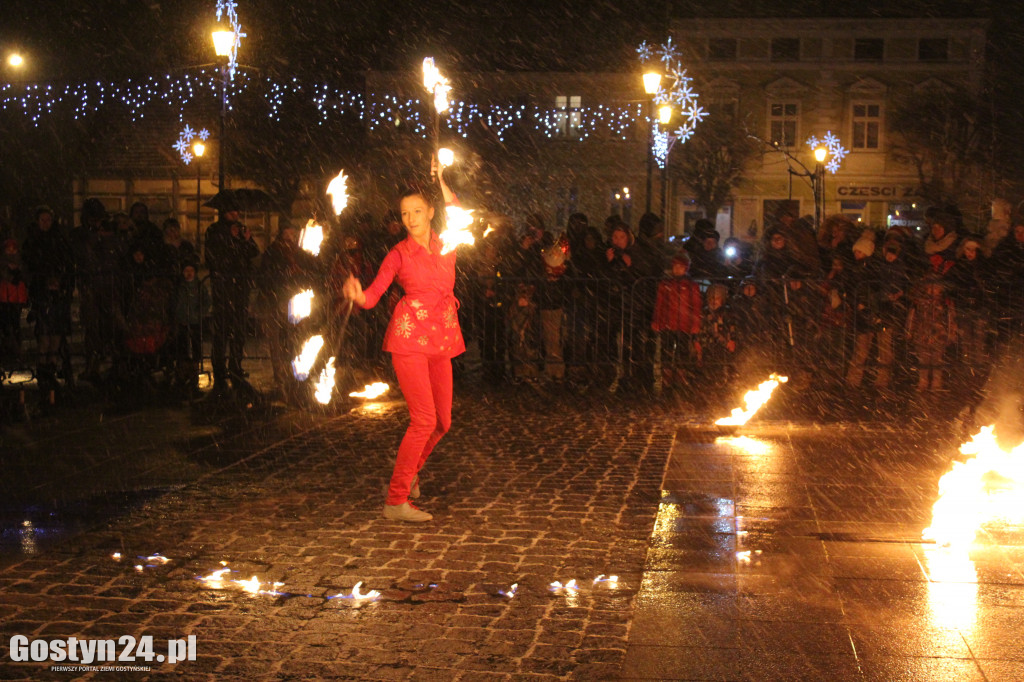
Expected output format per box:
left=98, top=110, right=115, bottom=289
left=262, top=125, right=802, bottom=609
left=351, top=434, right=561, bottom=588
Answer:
left=1, top=239, right=29, bottom=361
left=651, top=253, right=702, bottom=388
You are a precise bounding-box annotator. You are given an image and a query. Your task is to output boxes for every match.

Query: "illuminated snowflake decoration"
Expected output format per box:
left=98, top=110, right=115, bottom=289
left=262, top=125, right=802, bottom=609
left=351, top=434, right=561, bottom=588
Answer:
left=806, top=131, right=848, bottom=175
left=174, top=124, right=211, bottom=165
left=215, top=0, right=247, bottom=80
left=637, top=39, right=707, bottom=169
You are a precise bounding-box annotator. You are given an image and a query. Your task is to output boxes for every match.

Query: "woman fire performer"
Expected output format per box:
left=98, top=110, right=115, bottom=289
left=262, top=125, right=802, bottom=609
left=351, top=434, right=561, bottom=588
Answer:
left=342, top=161, right=462, bottom=522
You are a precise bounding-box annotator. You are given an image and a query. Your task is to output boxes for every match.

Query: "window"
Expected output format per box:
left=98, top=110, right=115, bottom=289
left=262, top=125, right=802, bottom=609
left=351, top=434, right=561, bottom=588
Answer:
left=851, top=103, right=881, bottom=150
left=554, top=95, right=582, bottom=138
left=854, top=38, right=884, bottom=61
left=771, top=38, right=800, bottom=62
left=610, top=186, right=633, bottom=226
left=706, top=100, right=737, bottom=122
left=768, top=102, right=799, bottom=147
left=918, top=38, right=949, bottom=62
left=840, top=201, right=867, bottom=225
left=708, top=38, right=737, bottom=61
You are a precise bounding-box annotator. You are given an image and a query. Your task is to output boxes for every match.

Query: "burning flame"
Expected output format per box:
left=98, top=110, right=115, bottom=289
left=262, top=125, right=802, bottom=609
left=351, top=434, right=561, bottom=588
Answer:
left=715, top=374, right=789, bottom=426
left=199, top=567, right=231, bottom=589
left=438, top=147, right=455, bottom=168
left=235, top=576, right=262, bottom=595
left=292, top=335, right=325, bottom=381
left=422, top=57, right=451, bottom=114
left=349, top=382, right=389, bottom=399
left=550, top=579, right=579, bottom=591
left=351, top=582, right=381, bottom=600
left=112, top=552, right=121, bottom=560
left=923, top=425, right=1024, bottom=548
left=439, top=206, right=475, bottom=255
left=288, top=289, right=314, bottom=324
left=299, top=219, right=324, bottom=256
left=326, top=170, right=350, bottom=216
left=314, top=357, right=336, bottom=405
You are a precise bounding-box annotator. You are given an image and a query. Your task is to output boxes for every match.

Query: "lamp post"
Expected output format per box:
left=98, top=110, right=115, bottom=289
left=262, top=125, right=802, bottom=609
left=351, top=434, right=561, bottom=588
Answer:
left=813, top=146, right=827, bottom=233
left=642, top=71, right=661, bottom=214
left=657, top=104, right=673, bottom=220
left=211, top=27, right=234, bottom=190
left=193, top=140, right=206, bottom=251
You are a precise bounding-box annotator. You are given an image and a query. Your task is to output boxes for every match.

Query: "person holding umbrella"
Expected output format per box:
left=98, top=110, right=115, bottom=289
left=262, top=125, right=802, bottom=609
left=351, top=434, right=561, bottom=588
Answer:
left=342, top=160, right=462, bottom=522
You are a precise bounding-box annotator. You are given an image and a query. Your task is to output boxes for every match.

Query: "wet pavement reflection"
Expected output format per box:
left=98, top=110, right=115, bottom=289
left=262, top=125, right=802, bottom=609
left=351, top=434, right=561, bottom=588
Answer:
left=624, top=423, right=1024, bottom=681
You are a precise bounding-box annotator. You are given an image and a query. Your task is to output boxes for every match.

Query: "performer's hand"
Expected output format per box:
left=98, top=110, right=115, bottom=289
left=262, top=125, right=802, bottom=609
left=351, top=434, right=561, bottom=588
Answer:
left=342, top=275, right=366, bottom=306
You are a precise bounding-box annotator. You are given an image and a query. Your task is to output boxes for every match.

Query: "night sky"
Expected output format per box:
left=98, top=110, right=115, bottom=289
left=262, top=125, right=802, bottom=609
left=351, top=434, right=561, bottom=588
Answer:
left=0, top=0, right=1001, bottom=81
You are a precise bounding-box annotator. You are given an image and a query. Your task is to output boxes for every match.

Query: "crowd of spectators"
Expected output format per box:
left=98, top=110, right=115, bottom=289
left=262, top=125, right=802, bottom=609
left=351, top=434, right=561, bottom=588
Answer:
left=3, top=195, right=1024, bottom=417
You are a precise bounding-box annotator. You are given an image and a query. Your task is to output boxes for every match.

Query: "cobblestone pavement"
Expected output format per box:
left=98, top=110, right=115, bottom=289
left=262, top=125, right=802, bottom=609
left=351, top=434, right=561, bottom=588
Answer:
left=0, top=385, right=675, bottom=680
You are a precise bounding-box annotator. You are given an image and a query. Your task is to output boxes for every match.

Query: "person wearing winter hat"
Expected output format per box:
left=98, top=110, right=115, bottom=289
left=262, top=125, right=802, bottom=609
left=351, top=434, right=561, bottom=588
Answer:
left=686, top=219, right=726, bottom=279
left=651, top=250, right=701, bottom=389
left=924, top=211, right=958, bottom=274
left=946, top=234, right=989, bottom=390
left=852, top=233, right=876, bottom=259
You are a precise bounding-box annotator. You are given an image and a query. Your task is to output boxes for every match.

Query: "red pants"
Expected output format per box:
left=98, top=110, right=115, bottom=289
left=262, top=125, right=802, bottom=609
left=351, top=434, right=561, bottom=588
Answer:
left=387, top=353, right=453, bottom=505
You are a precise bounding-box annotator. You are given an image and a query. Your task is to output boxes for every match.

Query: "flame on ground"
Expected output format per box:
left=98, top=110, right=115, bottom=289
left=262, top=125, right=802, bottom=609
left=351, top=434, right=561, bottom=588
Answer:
left=326, top=170, right=350, bottom=216
left=299, top=219, right=324, bottom=256
left=439, top=206, right=475, bottom=255
left=349, top=382, right=389, bottom=399
left=715, top=374, right=789, bottom=426
left=288, top=289, right=314, bottom=324
left=923, top=425, right=1024, bottom=548
left=292, top=335, right=325, bottom=381
left=314, top=358, right=336, bottom=405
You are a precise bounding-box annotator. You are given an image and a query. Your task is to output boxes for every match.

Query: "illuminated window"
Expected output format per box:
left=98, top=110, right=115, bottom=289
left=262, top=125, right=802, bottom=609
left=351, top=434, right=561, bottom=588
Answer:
left=768, top=102, right=799, bottom=148
left=851, top=102, right=881, bottom=150
left=555, top=95, right=582, bottom=138
left=610, top=186, right=633, bottom=225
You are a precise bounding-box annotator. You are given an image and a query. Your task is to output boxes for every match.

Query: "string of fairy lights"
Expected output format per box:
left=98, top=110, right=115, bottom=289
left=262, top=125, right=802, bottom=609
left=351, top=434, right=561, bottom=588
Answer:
left=0, top=72, right=647, bottom=143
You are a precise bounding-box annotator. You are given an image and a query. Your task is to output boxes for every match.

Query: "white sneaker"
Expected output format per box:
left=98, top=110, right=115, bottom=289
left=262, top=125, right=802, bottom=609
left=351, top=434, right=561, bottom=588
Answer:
left=383, top=501, right=432, bottom=522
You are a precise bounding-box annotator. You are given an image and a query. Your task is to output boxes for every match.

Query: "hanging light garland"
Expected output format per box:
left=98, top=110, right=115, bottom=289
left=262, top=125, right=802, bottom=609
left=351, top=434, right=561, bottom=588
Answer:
left=1, top=74, right=647, bottom=143
left=637, top=37, right=708, bottom=168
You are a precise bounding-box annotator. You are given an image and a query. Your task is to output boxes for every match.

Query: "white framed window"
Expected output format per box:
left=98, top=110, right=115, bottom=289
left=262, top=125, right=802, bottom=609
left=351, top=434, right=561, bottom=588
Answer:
left=851, top=102, right=882, bottom=150
left=768, top=102, right=799, bottom=148
left=555, top=95, right=582, bottom=138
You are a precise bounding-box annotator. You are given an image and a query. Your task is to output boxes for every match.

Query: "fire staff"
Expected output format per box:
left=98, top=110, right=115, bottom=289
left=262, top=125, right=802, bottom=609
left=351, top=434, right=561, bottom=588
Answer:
left=342, top=163, right=462, bottom=522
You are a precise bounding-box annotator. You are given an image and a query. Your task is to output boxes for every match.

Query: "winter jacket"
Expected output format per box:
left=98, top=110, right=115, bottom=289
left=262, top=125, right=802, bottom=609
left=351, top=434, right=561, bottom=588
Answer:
left=651, top=277, right=702, bottom=333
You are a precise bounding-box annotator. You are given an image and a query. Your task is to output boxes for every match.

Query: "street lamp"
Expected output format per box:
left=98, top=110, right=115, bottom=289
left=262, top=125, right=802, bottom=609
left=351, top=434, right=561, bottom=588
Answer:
left=642, top=71, right=662, bottom=214
left=813, top=146, right=827, bottom=233
left=212, top=26, right=233, bottom=190
left=193, top=140, right=206, bottom=250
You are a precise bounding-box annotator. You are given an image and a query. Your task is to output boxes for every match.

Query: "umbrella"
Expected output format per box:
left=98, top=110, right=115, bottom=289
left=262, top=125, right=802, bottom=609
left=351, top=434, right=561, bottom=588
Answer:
left=204, top=188, right=278, bottom=212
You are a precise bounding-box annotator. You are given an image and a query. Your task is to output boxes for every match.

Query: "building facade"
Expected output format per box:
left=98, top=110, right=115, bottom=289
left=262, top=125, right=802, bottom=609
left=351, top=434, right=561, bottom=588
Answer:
left=667, top=17, right=989, bottom=238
